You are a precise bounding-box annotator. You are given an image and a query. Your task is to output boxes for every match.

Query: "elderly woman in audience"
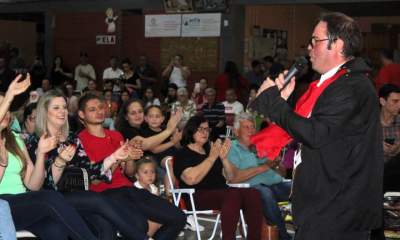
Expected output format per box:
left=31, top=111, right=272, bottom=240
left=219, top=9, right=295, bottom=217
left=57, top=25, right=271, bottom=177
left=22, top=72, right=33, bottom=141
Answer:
left=0, top=74, right=97, bottom=240
left=25, top=90, right=152, bottom=240
left=171, top=87, right=196, bottom=129
left=173, top=115, right=263, bottom=240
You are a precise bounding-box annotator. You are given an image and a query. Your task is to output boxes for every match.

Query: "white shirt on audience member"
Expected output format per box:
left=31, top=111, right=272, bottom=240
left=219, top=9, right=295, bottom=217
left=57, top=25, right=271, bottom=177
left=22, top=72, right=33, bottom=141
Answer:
left=134, top=181, right=159, bottom=196
left=145, top=99, right=161, bottom=108
left=74, top=64, right=96, bottom=91
left=103, top=67, right=123, bottom=81
left=223, top=101, right=244, bottom=116
left=223, top=100, right=244, bottom=126
left=169, top=67, right=186, bottom=88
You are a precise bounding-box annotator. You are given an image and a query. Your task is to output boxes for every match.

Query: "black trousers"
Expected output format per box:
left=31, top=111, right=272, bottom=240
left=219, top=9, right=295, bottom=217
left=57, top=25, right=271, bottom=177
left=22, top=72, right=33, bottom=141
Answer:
left=103, top=187, right=186, bottom=240
left=64, top=190, right=148, bottom=240
left=0, top=190, right=97, bottom=240
left=295, top=226, right=369, bottom=240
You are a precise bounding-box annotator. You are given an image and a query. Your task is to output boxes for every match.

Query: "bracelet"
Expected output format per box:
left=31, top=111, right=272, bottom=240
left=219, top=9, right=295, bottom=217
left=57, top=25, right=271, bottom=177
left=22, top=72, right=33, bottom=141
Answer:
left=0, top=161, right=7, bottom=168
left=53, top=160, right=66, bottom=169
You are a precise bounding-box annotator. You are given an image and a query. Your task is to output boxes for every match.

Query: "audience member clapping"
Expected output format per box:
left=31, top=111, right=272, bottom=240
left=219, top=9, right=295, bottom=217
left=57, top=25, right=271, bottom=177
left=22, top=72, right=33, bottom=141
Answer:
left=173, top=115, right=263, bottom=240
left=0, top=74, right=98, bottom=240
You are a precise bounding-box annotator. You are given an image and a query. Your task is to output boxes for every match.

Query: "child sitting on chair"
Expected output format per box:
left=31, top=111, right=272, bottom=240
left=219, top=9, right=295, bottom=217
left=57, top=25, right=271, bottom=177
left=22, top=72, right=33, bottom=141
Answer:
left=134, top=157, right=161, bottom=238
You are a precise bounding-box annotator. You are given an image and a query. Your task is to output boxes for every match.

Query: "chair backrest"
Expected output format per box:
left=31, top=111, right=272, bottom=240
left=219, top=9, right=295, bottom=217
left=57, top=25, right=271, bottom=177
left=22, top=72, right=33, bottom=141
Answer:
left=164, top=156, right=180, bottom=206
left=56, top=167, right=89, bottom=192
left=164, top=156, right=175, bottom=191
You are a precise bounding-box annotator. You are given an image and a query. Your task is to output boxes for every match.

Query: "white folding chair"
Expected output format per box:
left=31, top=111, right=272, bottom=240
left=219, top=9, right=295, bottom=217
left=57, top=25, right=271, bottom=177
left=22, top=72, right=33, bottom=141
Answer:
left=164, top=156, right=247, bottom=240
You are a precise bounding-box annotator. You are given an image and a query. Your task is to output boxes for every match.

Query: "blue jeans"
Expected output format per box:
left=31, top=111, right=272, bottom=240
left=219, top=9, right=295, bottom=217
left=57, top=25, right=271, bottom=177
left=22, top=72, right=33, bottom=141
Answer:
left=0, top=199, right=16, bottom=240
left=253, top=181, right=292, bottom=240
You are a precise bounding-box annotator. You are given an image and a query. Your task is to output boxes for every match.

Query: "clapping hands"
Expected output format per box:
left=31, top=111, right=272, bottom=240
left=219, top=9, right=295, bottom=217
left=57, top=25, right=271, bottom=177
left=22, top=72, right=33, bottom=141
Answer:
left=166, top=108, right=183, bottom=132
left=37, top=132, right=58, bottom=155
left=209, top=138, right=231, bottom=161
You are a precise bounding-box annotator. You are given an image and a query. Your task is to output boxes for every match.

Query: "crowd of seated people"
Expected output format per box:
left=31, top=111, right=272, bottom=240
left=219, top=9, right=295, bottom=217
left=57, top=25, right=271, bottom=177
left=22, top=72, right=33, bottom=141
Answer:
left=0, top=47, right=398, bottom=240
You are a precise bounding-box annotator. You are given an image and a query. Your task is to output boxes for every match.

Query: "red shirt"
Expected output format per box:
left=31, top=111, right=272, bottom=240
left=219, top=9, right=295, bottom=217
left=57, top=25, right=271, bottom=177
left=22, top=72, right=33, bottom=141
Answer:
left=215, top=73, right=248, bottom=102
left=375, top=63, right=400, bottom=90
left=79, top=129, right=132, bottom=192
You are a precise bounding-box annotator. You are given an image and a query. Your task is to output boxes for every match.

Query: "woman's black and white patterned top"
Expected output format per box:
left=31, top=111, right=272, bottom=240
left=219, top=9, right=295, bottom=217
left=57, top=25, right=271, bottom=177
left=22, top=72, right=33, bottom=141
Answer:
left=25, top=133, right=110, bottom=190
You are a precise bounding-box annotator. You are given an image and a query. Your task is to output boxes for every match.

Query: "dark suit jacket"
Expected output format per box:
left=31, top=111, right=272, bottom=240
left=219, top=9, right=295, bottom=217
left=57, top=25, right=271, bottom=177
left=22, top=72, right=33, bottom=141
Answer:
left=252, top=58, right=383, bottom=232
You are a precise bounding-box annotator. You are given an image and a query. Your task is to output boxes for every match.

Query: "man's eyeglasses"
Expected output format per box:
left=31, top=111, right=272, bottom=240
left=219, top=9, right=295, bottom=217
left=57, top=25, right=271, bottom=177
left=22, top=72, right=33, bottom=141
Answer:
left=308, top=36, right=330, bottom=48
left=197, top=127, right=211, bottom=133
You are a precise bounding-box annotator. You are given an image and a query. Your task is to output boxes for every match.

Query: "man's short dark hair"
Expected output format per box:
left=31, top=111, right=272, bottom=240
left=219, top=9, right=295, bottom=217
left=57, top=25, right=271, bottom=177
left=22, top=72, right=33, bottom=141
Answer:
left=380, top=49, right=394, bottom=61
left=80, top=51, right=88, bottom=58
left=168, top=83, right=178, bottom=90
left=263, top=56, right=273, bottom=63
left=319, top=12, right=362, bottom=57
left=78, top=93, right=104, bottom=112
left=121, top=58, right=132, bottom=65
left=104, top=80, right=114, bottom=86
left=379, top=84, right=400, bottom=100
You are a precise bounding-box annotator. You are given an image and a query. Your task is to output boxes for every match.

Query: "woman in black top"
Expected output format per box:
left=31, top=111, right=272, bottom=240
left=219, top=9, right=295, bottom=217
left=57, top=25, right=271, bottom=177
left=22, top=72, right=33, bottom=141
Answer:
left=51, top=56, right=73, bottom=87
left=174, top=115, right=263, bottom=240
left=121, top=58, right=141, bottom=98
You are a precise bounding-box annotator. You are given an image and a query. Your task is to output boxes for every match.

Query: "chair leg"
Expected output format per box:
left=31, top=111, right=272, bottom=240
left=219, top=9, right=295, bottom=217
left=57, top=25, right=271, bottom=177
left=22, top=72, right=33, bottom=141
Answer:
left=208, top=213, right=221, bottom=240
left=192, top=213, right=202, bottom=240
left=239, top=209, right=247, bottom=238
left=189, top=194, right=202, bottom=240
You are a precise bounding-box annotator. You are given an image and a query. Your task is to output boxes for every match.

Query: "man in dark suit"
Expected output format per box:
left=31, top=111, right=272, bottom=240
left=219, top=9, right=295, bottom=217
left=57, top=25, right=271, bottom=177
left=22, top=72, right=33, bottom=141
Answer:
left=251, top=12, right=383, bottom=240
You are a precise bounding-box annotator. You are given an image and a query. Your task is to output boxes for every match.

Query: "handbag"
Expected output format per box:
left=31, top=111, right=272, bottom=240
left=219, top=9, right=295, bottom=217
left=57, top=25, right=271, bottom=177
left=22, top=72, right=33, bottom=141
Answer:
left=56, top=167, right=89, bottom=193
left=261, top=219, right=279, bottom=240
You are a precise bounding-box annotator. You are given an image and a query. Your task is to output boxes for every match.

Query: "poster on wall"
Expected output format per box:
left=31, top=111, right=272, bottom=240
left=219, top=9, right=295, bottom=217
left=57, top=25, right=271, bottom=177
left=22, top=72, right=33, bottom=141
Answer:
left=145, top=14, right=182, bottom=37
left=247, top=26, right=288, bottom=60
left=181, top=13, right=221, bottom=37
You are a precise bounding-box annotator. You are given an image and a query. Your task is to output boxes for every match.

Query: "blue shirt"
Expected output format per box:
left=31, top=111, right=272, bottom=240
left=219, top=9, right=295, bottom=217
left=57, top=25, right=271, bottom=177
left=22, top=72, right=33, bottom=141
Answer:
left=228, top=139, right=283, bottom=186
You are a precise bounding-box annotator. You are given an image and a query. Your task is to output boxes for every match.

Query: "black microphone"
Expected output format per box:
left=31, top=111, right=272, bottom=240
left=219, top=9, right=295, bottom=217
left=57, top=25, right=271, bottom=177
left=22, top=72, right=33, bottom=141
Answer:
left=280, top=56, right=308, bottom=91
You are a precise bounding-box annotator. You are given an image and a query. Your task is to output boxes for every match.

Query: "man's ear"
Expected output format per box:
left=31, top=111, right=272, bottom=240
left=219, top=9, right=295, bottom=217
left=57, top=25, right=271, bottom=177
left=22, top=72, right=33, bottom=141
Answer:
left=234, top=128, right=239, bottom=137
left=78, top=110, right=85, bottom=120
left=379, top=97, right=386, bottom=107
left=333, top=38, right=345, bottom=55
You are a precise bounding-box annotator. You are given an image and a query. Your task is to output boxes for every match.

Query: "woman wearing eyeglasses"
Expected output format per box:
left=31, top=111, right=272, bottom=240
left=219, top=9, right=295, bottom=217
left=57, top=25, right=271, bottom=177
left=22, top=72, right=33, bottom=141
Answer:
left=173, top=115, right=263, bottom=240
